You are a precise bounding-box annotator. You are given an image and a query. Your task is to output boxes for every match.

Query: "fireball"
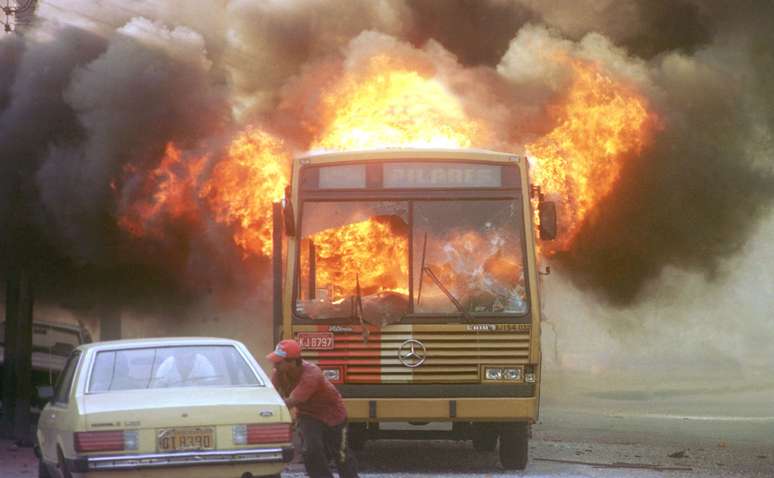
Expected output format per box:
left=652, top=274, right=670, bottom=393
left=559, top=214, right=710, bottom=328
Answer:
left=313, top=56, right=485, bottom=150
left=527, top=58, right=654, bottom=251
left=201, top=128, right=291, bottom=258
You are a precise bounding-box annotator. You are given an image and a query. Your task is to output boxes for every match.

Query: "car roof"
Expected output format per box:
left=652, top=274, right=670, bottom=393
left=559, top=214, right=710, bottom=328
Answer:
left=76, top=337, right=245, bottom=353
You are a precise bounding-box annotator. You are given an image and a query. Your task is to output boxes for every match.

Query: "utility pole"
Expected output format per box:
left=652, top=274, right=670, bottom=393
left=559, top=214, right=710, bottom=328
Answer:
left=2, top=178, right=35, bottom=444
left=13, top=269, right=33, bottom=444
left=2, top=268, right=20, bottom=437
left=2, top=0, right=37, bottom=33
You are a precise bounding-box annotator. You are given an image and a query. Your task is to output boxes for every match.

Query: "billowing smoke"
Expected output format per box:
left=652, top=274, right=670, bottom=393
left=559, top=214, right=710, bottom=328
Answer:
left=1, top=0, right=772, bottom=347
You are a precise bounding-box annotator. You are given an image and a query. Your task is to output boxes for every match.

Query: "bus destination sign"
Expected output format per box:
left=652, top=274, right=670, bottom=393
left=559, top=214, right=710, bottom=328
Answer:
left=383, top=163, right=501, bottom=188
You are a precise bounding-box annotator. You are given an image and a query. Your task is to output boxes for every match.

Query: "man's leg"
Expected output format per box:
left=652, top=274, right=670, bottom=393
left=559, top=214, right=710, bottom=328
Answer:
left=298, top=415, right=334, bottom=478
left=325, top=422, right=360, bottom=478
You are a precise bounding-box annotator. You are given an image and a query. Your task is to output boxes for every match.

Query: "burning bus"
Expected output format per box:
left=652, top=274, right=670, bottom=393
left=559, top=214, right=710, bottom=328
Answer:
left=271, top=148, right=556, bottom=470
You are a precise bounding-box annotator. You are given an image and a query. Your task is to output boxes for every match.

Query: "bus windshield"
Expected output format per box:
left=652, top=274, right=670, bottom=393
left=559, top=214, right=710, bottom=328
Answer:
left=413, top=200, right=527, bottom=316
left=295, top=198, right=528, bottom=324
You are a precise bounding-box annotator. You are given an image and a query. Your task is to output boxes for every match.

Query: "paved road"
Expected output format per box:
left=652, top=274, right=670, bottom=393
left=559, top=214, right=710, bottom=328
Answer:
left=4, top=409, right=771, bottom=478
left=3, top=374, right=772, bottom=477
left=293, top=411, right=771, bottom=478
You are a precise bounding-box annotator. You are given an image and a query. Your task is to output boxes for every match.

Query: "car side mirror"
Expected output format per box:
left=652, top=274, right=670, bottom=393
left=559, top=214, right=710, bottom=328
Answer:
left=538, top=201, right=557, bottom=241
left=37, top=385, right=54, bottom=402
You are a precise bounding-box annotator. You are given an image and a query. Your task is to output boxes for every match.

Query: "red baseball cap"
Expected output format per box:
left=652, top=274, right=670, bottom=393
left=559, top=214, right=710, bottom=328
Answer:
left=266, top=339, right=302, bottom=363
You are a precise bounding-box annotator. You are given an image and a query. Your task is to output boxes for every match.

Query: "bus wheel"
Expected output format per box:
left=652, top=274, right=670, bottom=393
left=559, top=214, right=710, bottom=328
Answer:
left=471, top=423, right=498, bottom=452
left=498, top=422, right=529, bottom=470
left=347, top=423, right=367, bottom=451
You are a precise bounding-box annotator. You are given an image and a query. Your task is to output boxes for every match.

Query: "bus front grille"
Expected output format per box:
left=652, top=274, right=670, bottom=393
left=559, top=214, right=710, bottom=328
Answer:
left=304, top=327, right=531, bottom=383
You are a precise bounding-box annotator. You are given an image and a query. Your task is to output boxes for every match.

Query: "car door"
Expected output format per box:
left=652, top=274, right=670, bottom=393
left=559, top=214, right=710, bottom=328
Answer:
left=38, top=350, right=80, bottom=464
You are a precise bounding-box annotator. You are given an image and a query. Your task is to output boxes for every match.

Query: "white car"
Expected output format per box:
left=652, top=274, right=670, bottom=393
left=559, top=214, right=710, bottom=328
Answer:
left=35, top=337, right=293, bottom=478
left=1, top=320, right=92, bottom=409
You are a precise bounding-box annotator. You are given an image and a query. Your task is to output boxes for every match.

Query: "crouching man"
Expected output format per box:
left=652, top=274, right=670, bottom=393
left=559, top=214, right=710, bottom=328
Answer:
left=267, top=339, right=359, bottom=478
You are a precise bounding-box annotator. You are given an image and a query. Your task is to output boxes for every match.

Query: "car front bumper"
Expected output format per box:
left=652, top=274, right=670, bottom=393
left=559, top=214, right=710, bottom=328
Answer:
left=67, top=446, right=294, bottom=472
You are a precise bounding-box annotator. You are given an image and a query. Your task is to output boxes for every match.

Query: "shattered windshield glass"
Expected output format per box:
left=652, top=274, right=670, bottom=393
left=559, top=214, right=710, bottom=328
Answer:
left=413, top=200, right=528, bottom=316
left=297, top=201, right=410, bottom=324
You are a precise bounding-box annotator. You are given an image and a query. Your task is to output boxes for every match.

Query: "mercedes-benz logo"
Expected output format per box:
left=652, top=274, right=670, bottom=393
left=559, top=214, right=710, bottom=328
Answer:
left=398, top=339, right=427, bottom=368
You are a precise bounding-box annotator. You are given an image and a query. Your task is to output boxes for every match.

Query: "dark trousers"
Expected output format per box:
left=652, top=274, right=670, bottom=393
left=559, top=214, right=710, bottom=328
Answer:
left=298, top=415, right=359, bottom=478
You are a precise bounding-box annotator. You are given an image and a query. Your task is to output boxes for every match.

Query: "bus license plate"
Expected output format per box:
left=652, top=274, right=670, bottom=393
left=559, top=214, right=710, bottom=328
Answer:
left=297, top=333, right=334, bottom=350
left=157, top=427, right=214, bottom=451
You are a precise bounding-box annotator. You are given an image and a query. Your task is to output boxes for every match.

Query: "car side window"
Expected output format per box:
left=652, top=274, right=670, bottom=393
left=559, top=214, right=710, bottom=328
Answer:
left=53, top=350, right=80, bottom=405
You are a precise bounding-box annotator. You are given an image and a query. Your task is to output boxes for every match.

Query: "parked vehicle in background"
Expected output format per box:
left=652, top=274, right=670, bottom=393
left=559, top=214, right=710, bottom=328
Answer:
left=35, top=337, right=293, bottom=478
left=0, top=320, right=92, bottom=411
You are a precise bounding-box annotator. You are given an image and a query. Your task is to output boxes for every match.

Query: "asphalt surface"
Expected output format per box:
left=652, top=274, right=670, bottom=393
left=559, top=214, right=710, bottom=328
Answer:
left=278, top=408, right=773, bottom=478
left=2, top=372, right=772, bottom=477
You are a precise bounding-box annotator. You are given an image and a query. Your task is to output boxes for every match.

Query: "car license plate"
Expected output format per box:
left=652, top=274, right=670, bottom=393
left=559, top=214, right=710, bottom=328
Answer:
left=297, top=332, right=334, bottom=350
left=157, top=427, right=214, bottom=451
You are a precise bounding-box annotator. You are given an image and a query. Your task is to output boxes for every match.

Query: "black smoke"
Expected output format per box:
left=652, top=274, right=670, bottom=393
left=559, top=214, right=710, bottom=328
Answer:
left=552, top=1, right=774, bottom=304
left=1, top=0, right=773, bottom=315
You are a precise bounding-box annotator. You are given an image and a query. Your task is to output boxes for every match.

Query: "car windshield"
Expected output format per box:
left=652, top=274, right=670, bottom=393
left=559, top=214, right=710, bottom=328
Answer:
left=295, top=198, right=528, bottom=324
left=88, top=345, right=261, bottom=392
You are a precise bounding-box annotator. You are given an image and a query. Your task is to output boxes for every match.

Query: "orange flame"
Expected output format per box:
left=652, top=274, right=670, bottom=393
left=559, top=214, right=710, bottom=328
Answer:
left=201, top=128, right=291, bottom=258
left=527, top=58, right=654, bottom=251
left=116, top=54, right=656, bottom=277
left=302, top=216, right=409, bottom=298
left=117, top=143, right=206, bottom=237
left=312, top=56, right=485, bottom=150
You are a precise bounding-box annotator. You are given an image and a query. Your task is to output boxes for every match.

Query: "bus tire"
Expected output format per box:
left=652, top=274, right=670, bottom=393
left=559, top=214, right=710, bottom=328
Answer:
left=347, top=423, right=367, bottom=451
left=471, top=423, right=498, bottom=452
left=498, top=422, right=529, bottom=470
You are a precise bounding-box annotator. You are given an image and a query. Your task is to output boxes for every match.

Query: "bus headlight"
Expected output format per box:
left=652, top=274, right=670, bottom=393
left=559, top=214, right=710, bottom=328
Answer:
left=485, top=368, right=503, bottom=380
left=321, top=367, right=342, bottom=383
left=484, top=367, right=523, bottom=381
left=503, top=368, right=521, bottom=381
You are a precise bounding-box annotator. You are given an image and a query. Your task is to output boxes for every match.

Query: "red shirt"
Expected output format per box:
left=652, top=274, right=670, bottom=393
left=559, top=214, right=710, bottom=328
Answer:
left=271, top=360, right=347, bottom=427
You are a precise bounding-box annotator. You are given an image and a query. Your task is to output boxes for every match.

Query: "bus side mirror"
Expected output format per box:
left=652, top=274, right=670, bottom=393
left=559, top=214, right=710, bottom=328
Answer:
left=538, top=201, right=557, bottom=241
left=282, top=198, right=296, bottom=237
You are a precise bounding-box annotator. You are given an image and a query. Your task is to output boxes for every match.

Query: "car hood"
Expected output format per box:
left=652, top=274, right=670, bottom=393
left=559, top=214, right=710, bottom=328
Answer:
left=82, top=387, right=289, bottom=429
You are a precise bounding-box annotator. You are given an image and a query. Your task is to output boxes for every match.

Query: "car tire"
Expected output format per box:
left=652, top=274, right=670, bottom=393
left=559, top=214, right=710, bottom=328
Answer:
left=472, top=423, right=498, bottom=452
left=37, top=460, right=52, bottom=478
left=498, top=422, right=529, bottom=470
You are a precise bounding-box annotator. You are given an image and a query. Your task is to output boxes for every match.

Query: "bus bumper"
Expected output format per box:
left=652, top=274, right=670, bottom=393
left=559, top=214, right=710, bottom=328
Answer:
left=344, top=397, right=538, bottom=422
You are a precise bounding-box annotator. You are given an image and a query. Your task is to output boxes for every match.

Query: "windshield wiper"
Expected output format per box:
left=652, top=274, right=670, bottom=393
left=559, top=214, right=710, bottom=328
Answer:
left=416, top=232, right=473, bottom=321
left=352, top=273, right=370, bottom=343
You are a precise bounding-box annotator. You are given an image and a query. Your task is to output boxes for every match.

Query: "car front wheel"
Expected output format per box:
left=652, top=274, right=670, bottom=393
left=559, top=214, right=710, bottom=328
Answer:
left=498, top=421, right=529, bottom=470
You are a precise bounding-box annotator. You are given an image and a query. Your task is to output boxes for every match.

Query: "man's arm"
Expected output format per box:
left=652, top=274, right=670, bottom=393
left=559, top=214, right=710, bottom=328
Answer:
left=285, top=367, right=321, bottom=408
